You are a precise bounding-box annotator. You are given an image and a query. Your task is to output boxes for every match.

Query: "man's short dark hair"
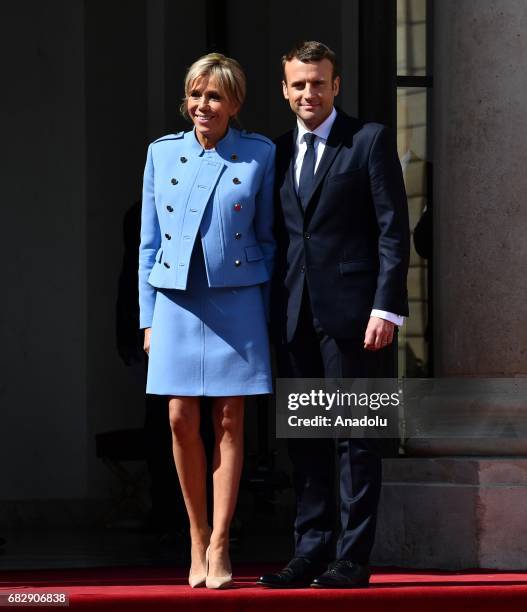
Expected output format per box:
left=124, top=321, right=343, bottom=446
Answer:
left=282, top=41, right=340, bottom=80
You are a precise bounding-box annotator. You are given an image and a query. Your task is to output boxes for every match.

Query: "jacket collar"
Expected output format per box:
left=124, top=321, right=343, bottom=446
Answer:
left=296, top=106, right=337, bottom=147
left=185, top=127, right=238, bottom=160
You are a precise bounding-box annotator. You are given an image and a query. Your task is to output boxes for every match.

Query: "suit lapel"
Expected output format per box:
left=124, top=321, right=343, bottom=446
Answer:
left=303, top=112, right=345, bottom=214
left=284, top=128, right=297, bottom=205
left=279, top=128, right=304, bottom=217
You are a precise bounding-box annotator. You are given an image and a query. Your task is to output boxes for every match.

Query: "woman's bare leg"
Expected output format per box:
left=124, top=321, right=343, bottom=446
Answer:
left=169, top=396, right=210, bottom=578
left=208, top=396, right=245, bottom=576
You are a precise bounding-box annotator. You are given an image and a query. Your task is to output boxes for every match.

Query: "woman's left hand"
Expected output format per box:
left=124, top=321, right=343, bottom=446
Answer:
left=143, top=327, right=152, bottom=355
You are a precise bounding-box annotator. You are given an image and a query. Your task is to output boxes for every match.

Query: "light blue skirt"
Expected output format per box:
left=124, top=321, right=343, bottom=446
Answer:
left=146, top=243, right=272, bottom=396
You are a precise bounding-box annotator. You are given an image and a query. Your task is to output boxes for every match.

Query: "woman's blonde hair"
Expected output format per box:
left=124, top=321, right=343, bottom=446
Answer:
left=180, top=53, right=246, bottom=122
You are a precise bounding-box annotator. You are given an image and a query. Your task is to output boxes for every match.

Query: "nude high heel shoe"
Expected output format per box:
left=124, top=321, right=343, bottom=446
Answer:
left=188, top=545, right=208, bottom=588
left=188, top=571, right=207, bottom=588
left=205, top=545, right=233, bottom=589
left=188, top=528, right=212, bottom=588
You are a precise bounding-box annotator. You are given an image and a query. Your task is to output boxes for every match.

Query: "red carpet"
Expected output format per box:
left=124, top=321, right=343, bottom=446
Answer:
left=2, top=565, right=527, bottom=611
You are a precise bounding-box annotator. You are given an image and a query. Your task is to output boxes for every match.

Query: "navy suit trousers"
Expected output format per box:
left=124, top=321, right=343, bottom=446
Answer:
left=276, top=287, right=397, bottom=564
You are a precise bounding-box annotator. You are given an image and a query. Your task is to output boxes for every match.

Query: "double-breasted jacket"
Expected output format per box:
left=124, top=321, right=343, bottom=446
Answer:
left=139, top=127, right=276, bottom=328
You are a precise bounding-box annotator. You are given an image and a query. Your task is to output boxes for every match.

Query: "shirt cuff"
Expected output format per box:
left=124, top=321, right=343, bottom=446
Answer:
left=370, top=309, right=405, bottom=327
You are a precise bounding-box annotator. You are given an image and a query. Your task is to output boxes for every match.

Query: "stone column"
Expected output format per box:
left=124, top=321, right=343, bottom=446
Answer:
left=433, top=0, right=527, bottom=378
left=409, top=0, right=527, bottom=457
left=374, top=0, right=527, bottom=569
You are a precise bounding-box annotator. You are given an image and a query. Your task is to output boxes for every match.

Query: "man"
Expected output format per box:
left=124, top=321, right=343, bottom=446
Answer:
left=258, top=41, right=409, bottom=589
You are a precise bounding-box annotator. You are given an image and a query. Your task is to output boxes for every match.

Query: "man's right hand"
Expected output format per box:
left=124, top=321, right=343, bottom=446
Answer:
left=363, top=317, right=395, bottom=351
left=143, top=327, right=152, bottom=355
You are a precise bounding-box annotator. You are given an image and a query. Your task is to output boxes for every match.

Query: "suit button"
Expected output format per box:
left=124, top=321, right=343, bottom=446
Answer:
left=234, top=260, right=242, bottom=267
left=304, top=232, right=311, bottom=239
left=300, top=265, right=305, bottom=273
left=231, top=153, right=238, bottom=161
left=233, top=177, right=241, bottom=185
left=235, top=232, right=242, bottom=239
left=165, top=233, right=171, bottom=240
left=180, top=156, right=187, bottom=163
left=166, top=205, right=174, bottom=212
left=233, top=203, right=242, bottom=211
left=171, top=178, right=178, bottom=185
left=164, top=262, right=170, bottom=268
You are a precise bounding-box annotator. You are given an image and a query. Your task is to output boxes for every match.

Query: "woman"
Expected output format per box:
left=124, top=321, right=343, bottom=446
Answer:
left=138, top=54, right=275, bottom=589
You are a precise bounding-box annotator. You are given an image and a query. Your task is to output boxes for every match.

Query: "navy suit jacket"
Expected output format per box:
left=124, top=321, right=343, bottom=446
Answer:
left=272, top=109, right=410, bottom=343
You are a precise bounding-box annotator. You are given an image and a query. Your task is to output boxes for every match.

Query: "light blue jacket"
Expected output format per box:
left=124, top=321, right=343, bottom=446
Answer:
left=139, top=127, right=276, bottom=328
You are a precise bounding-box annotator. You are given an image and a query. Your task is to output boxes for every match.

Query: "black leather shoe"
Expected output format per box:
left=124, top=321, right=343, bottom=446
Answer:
left=257, top=557, right=325, bottom=588
left=311, top=560, right=371, bottom=588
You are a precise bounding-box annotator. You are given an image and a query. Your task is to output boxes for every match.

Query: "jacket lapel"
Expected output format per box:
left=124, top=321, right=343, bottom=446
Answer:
left=279, top=128, right=304, bottom=217
left=185, top=157, right=225, bottom=224
left=303, top=112, right=345, bottom=214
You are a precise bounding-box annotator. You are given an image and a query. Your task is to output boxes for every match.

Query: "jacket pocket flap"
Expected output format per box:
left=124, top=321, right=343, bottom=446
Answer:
left=339, top=259, right=378, bottom=275
left=245, top=245, right=264, bottom=262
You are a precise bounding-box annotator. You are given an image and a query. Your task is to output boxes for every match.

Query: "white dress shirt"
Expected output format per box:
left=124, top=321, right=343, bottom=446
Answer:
left=294, top=107, right=405, bottom=328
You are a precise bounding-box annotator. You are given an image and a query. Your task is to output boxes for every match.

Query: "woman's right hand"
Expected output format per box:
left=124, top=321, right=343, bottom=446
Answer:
left=143, top=328, right=152, bottom=355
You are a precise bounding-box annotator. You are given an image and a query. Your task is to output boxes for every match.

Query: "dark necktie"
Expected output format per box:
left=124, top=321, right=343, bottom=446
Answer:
left=298, top=132, right=316, bottom=209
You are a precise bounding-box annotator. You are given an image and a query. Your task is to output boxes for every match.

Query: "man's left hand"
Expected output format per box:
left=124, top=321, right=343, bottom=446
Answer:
left=364, top=316, right=395, bottom=351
